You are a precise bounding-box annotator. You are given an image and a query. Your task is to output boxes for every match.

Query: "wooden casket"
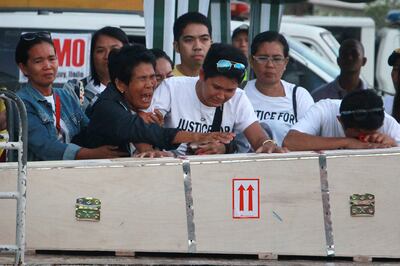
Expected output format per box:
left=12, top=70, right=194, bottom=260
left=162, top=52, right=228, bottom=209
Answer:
left=1, top=148, right=400, bottom=259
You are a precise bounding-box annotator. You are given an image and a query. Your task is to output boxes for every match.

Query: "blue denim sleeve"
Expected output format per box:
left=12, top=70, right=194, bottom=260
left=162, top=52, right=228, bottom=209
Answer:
left=62, top=143, right=81, bottom=160
left=25, top=103, right=81, bottom=161
left=82, top=111, right=89, bottom=127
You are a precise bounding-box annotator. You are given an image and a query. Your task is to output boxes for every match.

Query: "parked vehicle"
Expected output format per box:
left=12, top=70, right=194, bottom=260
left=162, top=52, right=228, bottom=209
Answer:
left=283, top=35, right=339, bottom=93
left=376, top=27, right=400, bottom=95
left=0, top=10, right=338, bottom=94
left=0, top=11, right=145, bottom=91
left=375, top=10, right=400, bottom=95
left=282, top=15, right=376, bottom=89
left=280, top=22, right=340, bottom=65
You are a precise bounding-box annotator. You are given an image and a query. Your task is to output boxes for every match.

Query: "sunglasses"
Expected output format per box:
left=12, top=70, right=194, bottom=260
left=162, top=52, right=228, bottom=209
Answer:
left=20, top=31, right=52, bottom=41
left=340, top=107, right=384, bottom=121
left=216, top=59, right=246, bottom=75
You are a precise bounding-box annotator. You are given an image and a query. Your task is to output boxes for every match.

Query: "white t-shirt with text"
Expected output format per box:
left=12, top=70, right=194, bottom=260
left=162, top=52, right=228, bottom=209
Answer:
left=152, top=76, right=258, bottom=155
left=291, top=99, right=400, bottom=143
left=243, top=79, right=314, bottom=147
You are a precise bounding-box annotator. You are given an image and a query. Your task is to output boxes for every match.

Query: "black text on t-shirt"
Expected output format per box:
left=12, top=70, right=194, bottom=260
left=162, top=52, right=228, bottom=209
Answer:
left=177, top=118, right=231, bottom=133
left=255, top=110, right=296, bottom=124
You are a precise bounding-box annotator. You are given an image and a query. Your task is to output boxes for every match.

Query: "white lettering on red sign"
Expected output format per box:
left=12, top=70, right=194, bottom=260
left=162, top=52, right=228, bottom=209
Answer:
left=232, top=178, right=259, bottom=219
left=54, top=38, right=86, bottom=67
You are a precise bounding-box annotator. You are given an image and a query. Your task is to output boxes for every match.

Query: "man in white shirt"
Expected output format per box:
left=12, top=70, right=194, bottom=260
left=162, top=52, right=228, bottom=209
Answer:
left=283, top=90, right=400, bottom=151
left=152, top=43, right=286, bottom=155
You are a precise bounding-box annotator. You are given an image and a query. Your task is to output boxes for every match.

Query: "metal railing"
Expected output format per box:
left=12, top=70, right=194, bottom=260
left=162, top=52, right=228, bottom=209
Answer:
left=0, top=89, right=28, bottom=265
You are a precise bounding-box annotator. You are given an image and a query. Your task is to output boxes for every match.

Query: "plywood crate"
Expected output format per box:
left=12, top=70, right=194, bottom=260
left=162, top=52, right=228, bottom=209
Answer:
left=325, top=149, right=400, bottom=258
left=188, top=152, right=326, bottom=256
left=0, top=158, right=188, bottom=252
left=2, top=149, right=400, bottom=258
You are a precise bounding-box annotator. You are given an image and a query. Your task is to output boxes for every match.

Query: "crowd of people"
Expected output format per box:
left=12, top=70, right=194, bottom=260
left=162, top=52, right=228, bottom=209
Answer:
left=3, top=11, right=400, bottom=161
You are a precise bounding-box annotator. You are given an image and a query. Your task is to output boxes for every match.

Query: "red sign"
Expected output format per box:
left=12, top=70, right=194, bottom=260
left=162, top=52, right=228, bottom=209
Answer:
left=54, top=38, right=86, bottom=67
left=232, top=178, right=260, bottom=219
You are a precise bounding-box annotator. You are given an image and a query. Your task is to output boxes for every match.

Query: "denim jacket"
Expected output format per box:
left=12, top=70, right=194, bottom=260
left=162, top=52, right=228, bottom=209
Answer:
left=17, top=83, right=89, bottom=161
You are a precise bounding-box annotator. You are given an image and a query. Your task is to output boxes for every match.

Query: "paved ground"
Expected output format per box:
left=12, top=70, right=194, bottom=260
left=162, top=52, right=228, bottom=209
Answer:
left=2, top=253, right=400, bottom=265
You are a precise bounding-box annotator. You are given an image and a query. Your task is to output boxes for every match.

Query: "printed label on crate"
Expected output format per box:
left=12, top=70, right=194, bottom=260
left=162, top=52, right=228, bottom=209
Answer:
left=232, top=178, right=260, bottom=219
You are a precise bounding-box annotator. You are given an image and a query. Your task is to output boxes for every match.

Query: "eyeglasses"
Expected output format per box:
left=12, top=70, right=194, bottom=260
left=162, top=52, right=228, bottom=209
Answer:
left=216, top=59, right=246, bottom=76
left=252, top=55, right=286, bottom=65
left=20, top=31, right=52, bottom=41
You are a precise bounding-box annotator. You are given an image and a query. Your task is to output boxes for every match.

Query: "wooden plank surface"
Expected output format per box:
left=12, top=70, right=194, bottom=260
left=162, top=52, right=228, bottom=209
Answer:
left=189, top=154, right=326, bottom=255
left=325, top=150, right=400, bottom=258
left=3, top=149, right=400, bottom=258
left=1, top=159, right=189, bottom=252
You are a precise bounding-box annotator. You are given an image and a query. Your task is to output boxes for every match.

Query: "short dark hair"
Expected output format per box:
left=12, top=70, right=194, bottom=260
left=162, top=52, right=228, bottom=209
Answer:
left=251, top=31, right=289, bottom=57
left=388, top=48, right=400, bottom=66
left=202, top=43, right=248, bottom=84
left=173, top=12, right=212, bottom=42
left=90, top=26, right=130, bottom=86
left=15, top=33, right=54, bottom=65
left=339, top=39, right=365, bottom=58
left=340, top=89, right=385, bottom=130
left=149, top=48, right=174, bottom=69
left=108, top=44, right=156, bottom=86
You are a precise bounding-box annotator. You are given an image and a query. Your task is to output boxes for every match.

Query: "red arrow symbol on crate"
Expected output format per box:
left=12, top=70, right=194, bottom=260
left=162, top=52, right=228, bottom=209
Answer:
left=247, top=185, right=254, bottom=211
left=238, top=185, right=245, bottom=211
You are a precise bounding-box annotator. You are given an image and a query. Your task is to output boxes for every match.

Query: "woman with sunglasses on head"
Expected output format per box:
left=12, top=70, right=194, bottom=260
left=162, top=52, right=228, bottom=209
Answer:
left=151, top=43, right=286, bottom=155
left=15, top=31, right=127, bottom=161
left=237, top=31, right=314, bottom=152
left=84, top=44, right=234, bottom=157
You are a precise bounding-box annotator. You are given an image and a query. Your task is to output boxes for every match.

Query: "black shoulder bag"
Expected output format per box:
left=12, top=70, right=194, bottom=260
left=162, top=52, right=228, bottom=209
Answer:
left=210, top=105, right=237, bottom=153
left=292, top=85, right=298, bottom=123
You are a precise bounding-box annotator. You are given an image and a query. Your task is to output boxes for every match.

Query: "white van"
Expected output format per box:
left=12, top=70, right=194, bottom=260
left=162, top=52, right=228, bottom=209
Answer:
left=376, top=28, right=400, bottom=95
left=283, top=35, right=339, bottom=91
left=231, top=20, right=340, bottom=66
left=0, top=11, right=145, bottom=91
left=280, top=22, right=340, bottom=65
left=282, top=15, right=376, bottom=88
left=0, top=10, right=338, bottom=94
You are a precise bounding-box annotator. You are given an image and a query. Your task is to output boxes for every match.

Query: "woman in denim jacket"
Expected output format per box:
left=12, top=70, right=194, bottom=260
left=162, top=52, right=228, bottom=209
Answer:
left=15, top=32, right=126, bottom=161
